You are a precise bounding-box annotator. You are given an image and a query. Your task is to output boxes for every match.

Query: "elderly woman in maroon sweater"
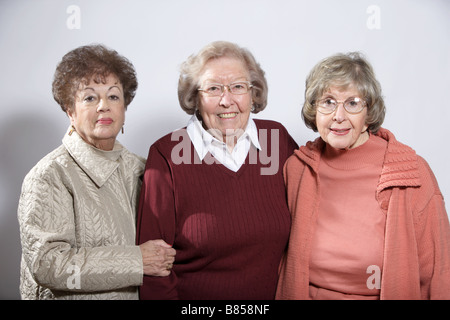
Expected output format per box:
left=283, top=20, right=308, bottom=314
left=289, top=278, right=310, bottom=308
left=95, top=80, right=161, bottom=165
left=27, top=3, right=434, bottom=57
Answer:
left=136, top=41, right=298, bottom=299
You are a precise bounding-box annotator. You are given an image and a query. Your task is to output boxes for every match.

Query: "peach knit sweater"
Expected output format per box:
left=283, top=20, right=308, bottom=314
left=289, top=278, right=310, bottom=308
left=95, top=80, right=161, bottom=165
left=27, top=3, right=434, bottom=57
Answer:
left=308, top=134, right=386, bottom=299
left=276, top=128, right=450, bottom=299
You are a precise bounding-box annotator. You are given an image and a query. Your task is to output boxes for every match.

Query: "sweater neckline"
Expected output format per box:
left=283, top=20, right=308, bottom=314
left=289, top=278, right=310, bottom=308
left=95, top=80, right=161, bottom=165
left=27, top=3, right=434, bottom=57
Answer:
left=295, top=127, right=421, bottom=192
left=321, top=133, right=387, bottom=170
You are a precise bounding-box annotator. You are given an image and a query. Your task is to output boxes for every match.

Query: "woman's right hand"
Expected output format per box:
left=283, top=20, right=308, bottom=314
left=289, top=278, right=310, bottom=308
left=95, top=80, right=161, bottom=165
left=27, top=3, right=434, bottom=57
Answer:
left=139, top=239, right=176, bottom=276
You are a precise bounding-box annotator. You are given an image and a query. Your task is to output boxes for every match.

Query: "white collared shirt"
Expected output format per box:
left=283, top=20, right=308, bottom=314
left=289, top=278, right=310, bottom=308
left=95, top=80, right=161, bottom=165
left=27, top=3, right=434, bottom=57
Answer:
left=186, top=114, right=261, bottom=172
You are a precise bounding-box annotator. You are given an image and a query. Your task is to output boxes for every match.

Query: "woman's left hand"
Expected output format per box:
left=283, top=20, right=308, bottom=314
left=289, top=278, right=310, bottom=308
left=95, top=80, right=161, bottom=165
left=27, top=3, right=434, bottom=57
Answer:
left=139, top=239, right=176, bottom=276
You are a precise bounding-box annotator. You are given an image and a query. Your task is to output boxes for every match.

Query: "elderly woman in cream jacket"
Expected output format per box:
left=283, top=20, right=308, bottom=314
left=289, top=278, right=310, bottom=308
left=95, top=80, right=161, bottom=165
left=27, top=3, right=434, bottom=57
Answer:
left=17, top=44, right=175, bottom=300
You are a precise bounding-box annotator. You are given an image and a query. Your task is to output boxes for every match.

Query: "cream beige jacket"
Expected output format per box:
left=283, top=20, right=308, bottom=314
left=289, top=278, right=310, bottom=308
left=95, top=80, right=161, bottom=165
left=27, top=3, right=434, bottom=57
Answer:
left=18, top=127, right=145, bottom=299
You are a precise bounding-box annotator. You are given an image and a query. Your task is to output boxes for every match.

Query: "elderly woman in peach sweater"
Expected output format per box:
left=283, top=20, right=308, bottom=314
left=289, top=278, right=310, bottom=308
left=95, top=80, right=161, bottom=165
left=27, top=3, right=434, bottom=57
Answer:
left=276, top=52, right=450, bottom=300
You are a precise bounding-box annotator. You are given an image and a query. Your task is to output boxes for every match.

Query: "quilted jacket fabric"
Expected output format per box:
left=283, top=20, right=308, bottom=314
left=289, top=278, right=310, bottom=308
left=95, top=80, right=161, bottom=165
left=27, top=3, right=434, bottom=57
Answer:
left=18, top=127, right=145, bottom=299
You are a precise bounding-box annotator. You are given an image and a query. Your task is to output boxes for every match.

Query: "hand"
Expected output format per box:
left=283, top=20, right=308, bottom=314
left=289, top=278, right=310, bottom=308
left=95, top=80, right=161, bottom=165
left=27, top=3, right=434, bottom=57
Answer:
left=139, top=239, right=176, bottom=276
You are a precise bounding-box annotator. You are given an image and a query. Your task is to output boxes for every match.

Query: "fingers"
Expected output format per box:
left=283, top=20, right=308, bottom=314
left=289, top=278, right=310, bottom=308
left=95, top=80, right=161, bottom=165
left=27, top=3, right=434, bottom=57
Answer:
left=151, top=239, right=173, bottom=248
left=155, top=269, right=171, bottom=277
left=142, top=258, right=174, bottom=277
left=165, top=247, right=176, bottom=257
left=139, top=239, right=177, bottom=277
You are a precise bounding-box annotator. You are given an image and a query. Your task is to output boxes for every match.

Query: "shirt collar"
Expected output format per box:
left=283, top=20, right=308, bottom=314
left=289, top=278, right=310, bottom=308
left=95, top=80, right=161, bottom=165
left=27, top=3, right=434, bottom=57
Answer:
left=186, top=113, right=261, bottom=160
left=62, top=126, right=123, bottom=187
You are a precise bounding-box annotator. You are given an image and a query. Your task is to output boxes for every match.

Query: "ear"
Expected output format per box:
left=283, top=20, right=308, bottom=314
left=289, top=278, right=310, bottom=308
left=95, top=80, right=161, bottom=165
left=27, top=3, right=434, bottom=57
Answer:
left=66, top=108, right=76, bottom=125
left=362, top=123, right=369, bottom=133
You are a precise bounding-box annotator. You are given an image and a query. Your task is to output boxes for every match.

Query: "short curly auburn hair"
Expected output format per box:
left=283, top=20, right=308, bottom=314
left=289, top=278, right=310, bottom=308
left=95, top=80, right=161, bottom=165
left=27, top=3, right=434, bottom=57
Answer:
left=52, top=44, right=138, bottom=112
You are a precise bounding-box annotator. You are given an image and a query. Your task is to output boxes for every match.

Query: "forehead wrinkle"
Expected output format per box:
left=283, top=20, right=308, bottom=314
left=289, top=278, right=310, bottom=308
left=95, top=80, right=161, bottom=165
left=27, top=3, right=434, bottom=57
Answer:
left=203, top=76, right=248, bottom=85
left=199, top=57, right=249, bottom=85
left=322, top=84, right=362, bottom=98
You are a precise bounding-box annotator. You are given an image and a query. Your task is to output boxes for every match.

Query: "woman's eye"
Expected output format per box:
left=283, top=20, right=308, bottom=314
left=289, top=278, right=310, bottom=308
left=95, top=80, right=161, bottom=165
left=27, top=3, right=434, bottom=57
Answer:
left=109, top=95, right=120, bottom=101
left=207, top=86, right=220, bottom=92
left=84, top=96, right=95, bottom=103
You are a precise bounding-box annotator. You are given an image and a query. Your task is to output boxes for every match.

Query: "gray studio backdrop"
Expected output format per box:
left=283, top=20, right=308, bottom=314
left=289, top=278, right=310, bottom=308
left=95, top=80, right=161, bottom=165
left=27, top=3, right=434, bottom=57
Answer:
left=0, top=0, right=448, bottom=299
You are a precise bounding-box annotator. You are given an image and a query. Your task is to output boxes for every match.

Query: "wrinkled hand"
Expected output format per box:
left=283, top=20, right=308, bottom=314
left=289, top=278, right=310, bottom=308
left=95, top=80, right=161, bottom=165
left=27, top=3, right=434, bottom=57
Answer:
left=139, top=239, right=176, bottom=276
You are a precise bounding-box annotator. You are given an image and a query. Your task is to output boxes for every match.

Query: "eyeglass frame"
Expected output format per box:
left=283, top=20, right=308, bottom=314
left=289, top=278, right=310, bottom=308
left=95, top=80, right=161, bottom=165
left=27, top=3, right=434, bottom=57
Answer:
left=315, top=97, right=367, bottom=114
left=198, top=81, right=253, bottom=97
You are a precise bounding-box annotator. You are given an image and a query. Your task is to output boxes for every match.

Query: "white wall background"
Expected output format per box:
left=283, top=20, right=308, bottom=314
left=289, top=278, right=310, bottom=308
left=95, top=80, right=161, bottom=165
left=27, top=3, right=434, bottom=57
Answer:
left=0, top=0, right=448, bottom=299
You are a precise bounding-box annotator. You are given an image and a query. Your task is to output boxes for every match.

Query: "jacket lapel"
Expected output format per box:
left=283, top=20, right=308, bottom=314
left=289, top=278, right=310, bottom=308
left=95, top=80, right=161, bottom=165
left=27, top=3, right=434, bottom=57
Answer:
left=62, top=126, right=123, bottom=188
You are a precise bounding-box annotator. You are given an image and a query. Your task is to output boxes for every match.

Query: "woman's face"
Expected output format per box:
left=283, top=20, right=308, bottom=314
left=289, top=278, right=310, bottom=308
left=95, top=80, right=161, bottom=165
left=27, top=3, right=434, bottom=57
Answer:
left=315, top=85, right=369, bottom=150
left=197, top=56, right=253, bottom=143
left=67, top=74, right=125, bottom=150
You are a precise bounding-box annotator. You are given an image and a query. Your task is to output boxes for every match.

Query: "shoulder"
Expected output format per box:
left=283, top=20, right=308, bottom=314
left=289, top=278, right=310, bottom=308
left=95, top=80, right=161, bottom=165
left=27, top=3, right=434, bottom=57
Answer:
left=141, top=128, right=192, bottom=170
left=379, top=128, right=440, bottom=194
left=405, top=155, right=447, bottom=230
left=19, top=145, right=75, bottom=204
left=254, top=119, right=298, bottom=151
left=282, top=152, right=313, bottom=198
left=254, top=119, right=288, bottom=132
left=23, top=145, right=70, bottom=184
left=149, top=128, right=190, bottom=154
left=378, top=129, right=444, bottom=212
left=284, top=152, right=306, bottom=173
left=415, top=155, right=444, bottom=200
left=154, top=128, right=188, bottom=147
left=121, top=147, right=146, bottom=172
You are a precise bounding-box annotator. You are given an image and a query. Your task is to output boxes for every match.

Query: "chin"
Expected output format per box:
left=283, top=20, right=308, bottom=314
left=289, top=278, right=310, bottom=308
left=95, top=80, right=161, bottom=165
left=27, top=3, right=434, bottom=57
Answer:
left=327, top=140, right=353, bottom=150
left=96, top=128, right=119, bottom=137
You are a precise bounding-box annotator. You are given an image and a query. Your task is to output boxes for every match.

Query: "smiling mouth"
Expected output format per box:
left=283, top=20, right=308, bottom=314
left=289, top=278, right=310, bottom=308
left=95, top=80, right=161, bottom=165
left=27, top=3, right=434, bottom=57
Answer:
left=218, top=112, right=238, bottom=119
left=331, top=128, right=350, bottom=135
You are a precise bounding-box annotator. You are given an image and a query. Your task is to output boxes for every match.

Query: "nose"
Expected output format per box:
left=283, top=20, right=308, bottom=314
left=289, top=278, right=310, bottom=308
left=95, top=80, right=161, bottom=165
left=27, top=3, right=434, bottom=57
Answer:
left=97, top=98, right=110, bottom=112
left=219, top=88, right=233, bottom=108
left=332, top=102, right=346, bottom=123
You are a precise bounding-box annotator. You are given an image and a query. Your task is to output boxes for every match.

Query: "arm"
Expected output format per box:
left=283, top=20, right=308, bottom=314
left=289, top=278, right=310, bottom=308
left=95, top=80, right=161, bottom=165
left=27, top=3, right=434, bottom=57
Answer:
left=17, top=167, right=143, bottom=292
left=285, top=129, right=299, bottom=155
left=277, top=122, right=298, bottom=163
left=415, top=158, right=450, bottom=299
left=422, top=194, right=450, bottom=299
left=136, top=143, right=179, bottom=299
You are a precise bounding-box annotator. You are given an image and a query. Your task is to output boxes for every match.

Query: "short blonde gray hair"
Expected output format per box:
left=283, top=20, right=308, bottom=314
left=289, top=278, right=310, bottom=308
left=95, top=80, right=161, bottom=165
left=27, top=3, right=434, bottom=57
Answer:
left=302, top=52, right=385, bottom=133
left=178, top=41, right=268, bottom=114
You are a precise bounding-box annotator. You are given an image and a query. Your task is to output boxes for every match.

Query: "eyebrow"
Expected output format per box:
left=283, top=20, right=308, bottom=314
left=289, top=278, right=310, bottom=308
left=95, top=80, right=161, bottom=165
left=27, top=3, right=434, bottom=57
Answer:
left=319, top=95, right=361, bottom=102
left=81, top=85, right=122, bottom=92
left=204, top=75, right=248, bottom=82
left=108, top=85, right=122, bottom=91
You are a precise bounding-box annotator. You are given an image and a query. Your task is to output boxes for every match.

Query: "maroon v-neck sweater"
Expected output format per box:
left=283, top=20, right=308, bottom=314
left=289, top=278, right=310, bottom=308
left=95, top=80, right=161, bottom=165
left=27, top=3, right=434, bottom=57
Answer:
left=137, top=119, right=298, bottom=300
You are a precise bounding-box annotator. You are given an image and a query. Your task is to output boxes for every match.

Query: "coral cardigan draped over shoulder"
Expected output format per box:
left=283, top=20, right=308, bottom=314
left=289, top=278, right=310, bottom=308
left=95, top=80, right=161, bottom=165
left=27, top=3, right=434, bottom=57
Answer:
left=276, top=128, right=450, bottom=300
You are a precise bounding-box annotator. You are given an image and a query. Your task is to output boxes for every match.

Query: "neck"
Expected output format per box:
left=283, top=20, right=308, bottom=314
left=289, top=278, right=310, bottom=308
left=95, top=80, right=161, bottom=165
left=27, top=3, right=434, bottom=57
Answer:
left=347, top=130, right=370, bottom=150
left=224, top=135, right=239, bottom=153
left=89, top=138, right=116, bottom=151
left=322, top=133, right=386, bottom=170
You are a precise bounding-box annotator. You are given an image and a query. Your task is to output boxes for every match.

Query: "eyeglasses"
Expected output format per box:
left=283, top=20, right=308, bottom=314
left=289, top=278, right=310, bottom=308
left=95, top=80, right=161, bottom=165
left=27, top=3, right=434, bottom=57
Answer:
left=316, top=97, right=366, bottom=114
left=198, top=81, right=253, bottom=97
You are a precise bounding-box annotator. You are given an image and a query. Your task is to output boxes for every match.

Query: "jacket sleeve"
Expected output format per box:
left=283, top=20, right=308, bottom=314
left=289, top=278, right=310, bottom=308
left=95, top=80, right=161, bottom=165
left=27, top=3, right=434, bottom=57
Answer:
left=136, top=143, right=179, bottom=300
left=17, top=165, right=143, bottom=293
left=415, top=158, right=450, bottom=299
